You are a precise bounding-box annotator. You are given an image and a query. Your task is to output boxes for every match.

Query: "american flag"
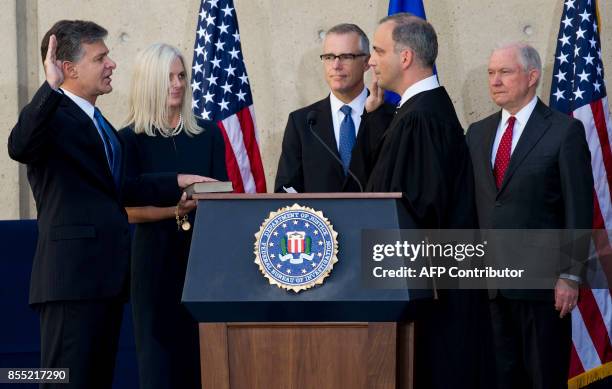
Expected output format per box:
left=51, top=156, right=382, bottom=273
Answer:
left=550, top=0, right=612, bottom=387
left=191, top=0, right=266, bottom=193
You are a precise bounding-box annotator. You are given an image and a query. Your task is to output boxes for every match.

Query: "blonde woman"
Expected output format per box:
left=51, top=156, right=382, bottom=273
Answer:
left=119, top=43, right=227, bottom=389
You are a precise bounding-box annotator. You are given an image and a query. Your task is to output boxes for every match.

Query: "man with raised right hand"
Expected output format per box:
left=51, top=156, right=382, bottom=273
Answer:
left=8, top=20, right=206, bottom=389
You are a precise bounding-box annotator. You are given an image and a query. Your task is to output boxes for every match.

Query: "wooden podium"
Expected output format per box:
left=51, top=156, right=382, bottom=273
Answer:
left=183, top=193, right=430, bottom=389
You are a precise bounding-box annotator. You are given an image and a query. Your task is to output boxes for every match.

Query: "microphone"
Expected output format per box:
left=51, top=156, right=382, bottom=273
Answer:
left=306, top=111, right=364, bottom=192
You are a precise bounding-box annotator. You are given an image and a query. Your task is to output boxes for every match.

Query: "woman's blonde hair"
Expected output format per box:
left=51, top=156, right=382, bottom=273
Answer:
left=124, top=43, right=202, bottom=136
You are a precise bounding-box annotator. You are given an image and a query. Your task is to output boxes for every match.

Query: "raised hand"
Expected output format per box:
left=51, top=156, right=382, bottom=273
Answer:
left=44, top=35, right=64, bottom=89
left=365, top=72, right=384, bottom=113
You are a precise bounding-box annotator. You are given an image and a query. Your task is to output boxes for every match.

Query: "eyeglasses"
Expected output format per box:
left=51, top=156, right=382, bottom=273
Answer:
left=320, top=53, right=368, bottom=63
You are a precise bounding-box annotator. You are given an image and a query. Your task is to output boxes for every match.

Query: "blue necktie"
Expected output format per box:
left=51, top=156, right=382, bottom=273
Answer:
left=93, top=108, right=122, bottom=188
left=339, top=105, right=356, bottom=174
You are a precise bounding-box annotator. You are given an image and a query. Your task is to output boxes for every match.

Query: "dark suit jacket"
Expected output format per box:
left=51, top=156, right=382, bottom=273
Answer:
left=466, top=99, right=593, bottom=300
left=8, top=82, right=181, bottom=304
left=274, top=96, right=394, bottom=192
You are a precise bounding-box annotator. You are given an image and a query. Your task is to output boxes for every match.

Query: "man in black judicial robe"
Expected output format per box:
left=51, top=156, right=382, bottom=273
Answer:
left=363, top=13, right=491, bottom=389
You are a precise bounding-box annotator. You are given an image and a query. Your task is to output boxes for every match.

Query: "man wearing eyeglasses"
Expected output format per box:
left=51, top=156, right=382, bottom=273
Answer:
left=274, top=23, right=393, bottom=193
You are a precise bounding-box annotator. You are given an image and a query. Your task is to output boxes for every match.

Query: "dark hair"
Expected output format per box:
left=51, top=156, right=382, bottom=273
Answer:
left=40, top=20, right=108, bottom=64
left=326, top=23, right=370, bottom=55
left=379, top=13, right=438, bottom=68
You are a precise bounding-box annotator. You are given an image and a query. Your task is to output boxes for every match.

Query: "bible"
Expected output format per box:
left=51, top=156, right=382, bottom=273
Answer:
left=184, top=181, right=233, bottom=198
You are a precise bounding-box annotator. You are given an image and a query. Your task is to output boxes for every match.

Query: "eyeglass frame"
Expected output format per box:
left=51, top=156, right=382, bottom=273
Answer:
left=319, top=53, right=368, bottom=63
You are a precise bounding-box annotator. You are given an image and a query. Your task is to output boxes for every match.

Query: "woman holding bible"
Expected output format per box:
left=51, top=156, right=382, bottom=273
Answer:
left=119, top=43, right=227, bottom=389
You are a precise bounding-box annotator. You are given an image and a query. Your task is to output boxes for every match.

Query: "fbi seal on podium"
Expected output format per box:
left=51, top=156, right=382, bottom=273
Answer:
left=254, top=203, right=339, bottom=292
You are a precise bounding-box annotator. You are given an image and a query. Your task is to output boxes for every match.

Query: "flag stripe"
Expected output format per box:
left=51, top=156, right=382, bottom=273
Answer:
left=217, top=120, right=245, bottom=193
left=593, top=193, right=604, bottom=229
left=590, top=100, right=612, bottom=200
left=577, top=287, right=612, bottom=363
left=570, top=343, right=586, bottom=377
left=221, top=113, right=256, bottom=192
left=249, top=106, right=260, bottom=142
left=591, top=288, right=612, bottom=355
left=247, top=105, right=267, bottom=192
left=236, top=107, right=266, bottom=192
left=592, top=199, right=612, bottom=292
left=573, top=305, right=603, bottom=370
left=577, top=100, right=612, bottom=230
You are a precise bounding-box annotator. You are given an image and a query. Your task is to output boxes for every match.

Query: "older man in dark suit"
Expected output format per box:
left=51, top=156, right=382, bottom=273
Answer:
left=8, top=20, right=205, bottom=389
left=466, top=43, right=593, bottom=388
left=274, top=23, right=393, bottom=193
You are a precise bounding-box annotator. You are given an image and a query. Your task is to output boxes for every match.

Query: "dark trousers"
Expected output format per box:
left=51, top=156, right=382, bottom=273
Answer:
left=490, top=296, right=572, bottom=389
left=415, top=290, right=495, bottom=389
left=131, top=232, right=201, bottom=389
left=36, top=299, right=124, bottom=389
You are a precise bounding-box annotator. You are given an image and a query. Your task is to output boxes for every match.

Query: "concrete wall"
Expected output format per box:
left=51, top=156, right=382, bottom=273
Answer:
left=1, top=0, right=19, bottom=219
left=1, top=0, right=611, bottom=219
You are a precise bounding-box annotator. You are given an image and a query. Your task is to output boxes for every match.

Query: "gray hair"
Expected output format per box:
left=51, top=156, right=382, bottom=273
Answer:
left=495, top=42, right=542, bottom=86
left=379, top=12, right=437, bottom=68
left=41, top=20, right=108, bottom=64
left=326, top=23, right=370, bottom=55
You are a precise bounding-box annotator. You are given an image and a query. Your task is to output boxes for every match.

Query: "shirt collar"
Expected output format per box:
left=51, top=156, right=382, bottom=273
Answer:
left=60, top=88, right=96, bottom=120
left=500, top=95, right=538, bottom=129
left=329, top=86, right=368, bottom=114
left=399, top=74, right=439, bottom=107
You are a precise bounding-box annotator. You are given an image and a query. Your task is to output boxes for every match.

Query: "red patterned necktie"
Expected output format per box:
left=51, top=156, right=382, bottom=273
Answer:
left=493, top=116, right=516, bottom=189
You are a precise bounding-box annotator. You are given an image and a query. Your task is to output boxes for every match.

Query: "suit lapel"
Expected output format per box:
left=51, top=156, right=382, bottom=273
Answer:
left=316, top=98, right=344, bottom=178
left=316, top=98, right=340, bottom=153
left=483, top=112, right=501, bottom=194
left=498, top=100, right=551, bottom=194
left=60, top=97, right=117, bottom=190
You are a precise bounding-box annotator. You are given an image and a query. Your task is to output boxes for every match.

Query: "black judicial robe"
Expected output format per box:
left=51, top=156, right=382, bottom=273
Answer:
left=365, top=86, right=475, bottom=229
left=363, top=87, right=493, bottom=389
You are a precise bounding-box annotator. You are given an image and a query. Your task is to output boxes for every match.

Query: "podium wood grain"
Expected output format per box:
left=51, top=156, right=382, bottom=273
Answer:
left=199, top=322, right=413, bottom=389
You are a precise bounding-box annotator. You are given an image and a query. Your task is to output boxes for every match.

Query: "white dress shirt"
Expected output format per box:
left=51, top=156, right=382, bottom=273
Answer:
left=61, top=88, right=96, bottom=124
left=490, top=95, right=538, bottom=167
left=329, top=87, right=367, bottom=151
left=61, top=88, right=113, bottom=163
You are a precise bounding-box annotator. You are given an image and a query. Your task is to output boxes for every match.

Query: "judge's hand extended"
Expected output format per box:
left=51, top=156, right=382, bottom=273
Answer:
left=44, top=35, right=64, bottom=90
left=365, top=73, right=384, bottom=113
left=177, top=192, right=197, bottom=217
left=177, top=174, right=218, bottom=188
left=555, top=278, right=579, bottom=318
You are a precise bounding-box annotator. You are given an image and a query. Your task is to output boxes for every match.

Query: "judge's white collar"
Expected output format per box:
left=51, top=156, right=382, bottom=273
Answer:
left=399, top=75, right=440, bottom=107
